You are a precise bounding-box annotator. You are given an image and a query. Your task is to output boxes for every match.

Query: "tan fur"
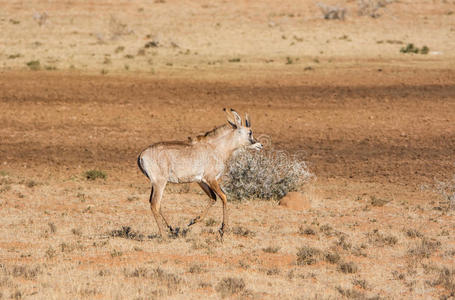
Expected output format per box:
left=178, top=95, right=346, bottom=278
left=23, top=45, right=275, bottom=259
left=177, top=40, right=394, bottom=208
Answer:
left=137, top=109, right=262, bottom=238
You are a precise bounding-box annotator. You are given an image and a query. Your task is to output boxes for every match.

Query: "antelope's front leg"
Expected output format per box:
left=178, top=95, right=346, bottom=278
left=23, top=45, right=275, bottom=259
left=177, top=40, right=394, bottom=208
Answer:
left=206, top=180, right=229, bottom=239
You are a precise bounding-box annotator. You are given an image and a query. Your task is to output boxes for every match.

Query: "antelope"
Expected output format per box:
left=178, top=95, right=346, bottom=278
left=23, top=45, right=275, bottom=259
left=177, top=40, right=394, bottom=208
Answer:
left=137, top=109, right=263, bottom=239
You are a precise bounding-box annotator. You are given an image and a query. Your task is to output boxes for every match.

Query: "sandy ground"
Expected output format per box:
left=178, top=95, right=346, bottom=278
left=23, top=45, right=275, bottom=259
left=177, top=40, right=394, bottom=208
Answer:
left=1, top=0, right=455, bottom=299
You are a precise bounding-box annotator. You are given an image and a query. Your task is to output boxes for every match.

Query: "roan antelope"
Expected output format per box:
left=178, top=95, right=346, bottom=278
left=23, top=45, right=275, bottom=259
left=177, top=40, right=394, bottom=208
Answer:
left=137, top=109, right=263, bottom=239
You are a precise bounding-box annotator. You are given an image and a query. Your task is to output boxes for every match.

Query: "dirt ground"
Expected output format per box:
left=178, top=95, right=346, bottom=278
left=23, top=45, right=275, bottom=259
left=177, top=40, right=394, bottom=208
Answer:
left=1, top=0, right=455, bottom=299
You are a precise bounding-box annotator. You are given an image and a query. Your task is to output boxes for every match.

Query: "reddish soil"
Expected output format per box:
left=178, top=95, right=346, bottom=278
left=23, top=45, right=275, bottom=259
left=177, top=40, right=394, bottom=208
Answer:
left=1, top=68, right=454, bottom=191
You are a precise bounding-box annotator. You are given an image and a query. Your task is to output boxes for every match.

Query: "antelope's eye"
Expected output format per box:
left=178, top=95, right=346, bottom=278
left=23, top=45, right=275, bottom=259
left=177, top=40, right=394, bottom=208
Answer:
left=249, top=130, right=252, bottom=136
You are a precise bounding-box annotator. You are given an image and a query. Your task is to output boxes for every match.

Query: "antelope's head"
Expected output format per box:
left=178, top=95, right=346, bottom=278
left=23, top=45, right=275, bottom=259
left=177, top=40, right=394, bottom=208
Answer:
left=224, top=108, right=263, bottom=151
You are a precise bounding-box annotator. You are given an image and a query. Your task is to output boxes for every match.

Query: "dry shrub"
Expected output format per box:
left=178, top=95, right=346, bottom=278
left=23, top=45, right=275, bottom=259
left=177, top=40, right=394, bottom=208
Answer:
left=299, top=226, right=316, bottom=236
left=1, top=265, right=42, bottom=280
left=324, top=251, right=341, bottom=264
left=435, top=176, right=455, bottom=211
left=263, top=246, right=280, bottom=253
left=84, top=169, right=106, bottom=181
left=223, top=149, right=311, bottom=201
left=317, top=2, right=347, bottom=20
left=405, top=228, right=423, bottom=239
left=108, top=226, right=144, bottom=241
left=338, top=261, right=358, bottom=274
left=232, top=226, right=255, bottom=238
left=336, top=286, right=365, bottom=299
left=296, top=246, right=322, bottom=265
left=408, top=237, right=441, bottom=259
left=357, top=0, right=392, bottom=18
left=216, top=277, right=246, bottom=298
left=367, top=229, right=398, bottom=247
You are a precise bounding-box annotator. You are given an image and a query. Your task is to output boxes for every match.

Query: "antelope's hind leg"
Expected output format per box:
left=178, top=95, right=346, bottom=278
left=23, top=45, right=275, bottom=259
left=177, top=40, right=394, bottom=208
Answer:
left=149, top=181, right=169, bottom=238
left=187, top=182, right=217, bottom=227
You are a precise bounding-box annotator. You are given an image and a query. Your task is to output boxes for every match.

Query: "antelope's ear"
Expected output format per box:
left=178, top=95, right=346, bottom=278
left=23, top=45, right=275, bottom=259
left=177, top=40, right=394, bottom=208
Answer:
left=245, top=113, right=251, bottom=128
left=230, top=109, right=242, bottom=127
left=223, top=108, right=237, bottom=129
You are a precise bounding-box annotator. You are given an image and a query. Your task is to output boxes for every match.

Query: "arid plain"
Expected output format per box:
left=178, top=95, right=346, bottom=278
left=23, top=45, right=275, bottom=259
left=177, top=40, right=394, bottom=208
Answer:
left=0, top=0, right=455, bottom=299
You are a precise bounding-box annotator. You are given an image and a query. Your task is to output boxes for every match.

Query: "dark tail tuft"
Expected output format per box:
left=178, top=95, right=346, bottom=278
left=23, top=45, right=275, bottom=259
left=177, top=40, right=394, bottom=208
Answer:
left=137, top=154, right=150, bottom=180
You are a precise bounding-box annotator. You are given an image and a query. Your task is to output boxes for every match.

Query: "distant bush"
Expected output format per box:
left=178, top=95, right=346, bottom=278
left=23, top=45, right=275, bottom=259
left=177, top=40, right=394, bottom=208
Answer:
left=84, top=170, right=107, bottom=180
left=317, top=2, right=346, bottom=20
left=26, top=60, right=41, bottom=71
left=222, top=149, right=311, bottom=201
left=358, top=0, right=393, bottom=18
left=400, top=43, right=430, bottom=55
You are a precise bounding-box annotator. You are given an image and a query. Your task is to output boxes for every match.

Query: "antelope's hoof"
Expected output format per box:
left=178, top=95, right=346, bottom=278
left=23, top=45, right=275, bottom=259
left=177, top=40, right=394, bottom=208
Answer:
left=188, top=216, right=200, bottom=227
left=218, top=223, right=226, bottom=239
left=218, top=227, right=224, bottom=239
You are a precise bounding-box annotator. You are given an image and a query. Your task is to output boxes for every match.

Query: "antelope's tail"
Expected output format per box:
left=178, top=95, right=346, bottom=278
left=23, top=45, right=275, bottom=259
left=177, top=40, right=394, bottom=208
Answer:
left=137, top=152, right=150, bottom=180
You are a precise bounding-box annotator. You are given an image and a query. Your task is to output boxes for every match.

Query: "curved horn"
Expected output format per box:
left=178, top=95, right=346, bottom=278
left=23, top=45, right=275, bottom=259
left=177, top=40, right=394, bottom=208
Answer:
left=245, top=113, right=251, bottom=127
left=223, top=108, right=237, bottom=128
left=230, top=109, right=242, bottom=126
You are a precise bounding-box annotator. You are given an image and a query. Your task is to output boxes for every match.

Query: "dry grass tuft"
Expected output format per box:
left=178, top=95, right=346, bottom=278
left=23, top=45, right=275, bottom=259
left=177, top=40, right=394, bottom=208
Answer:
left=215, top=277, right=246, bottom=298
left=324, top=251, right=341, bottom=264
left=367, top=229, right=398, bottom=247
left=369, top=195, right=389, bottom=207
left=338, top=261, right=359, bottom=274
left=405, top=228, right=423, bottom=239
left=435, top=176, right=455, bottom=211
left=223, top=149, right=311, bottom=201
left=408, top=237, right=441, bottom=259
left=263, top=246, right=280, bottom=253
left=299, top=226, right=317, bottom=236
left=430, top=267, right=455, bottom=297
left=336, top=286, right=365, bottom=299
left=232, top=226, right=255, bottom=238
left=84, top=169, right=107, bottom=181
left=108, top=226, right=144, bottom=241
left=1, top=264, right=42, bottom=280
left=296, top=246, right=322, bottom=265
left=317, top=2, right=346, bottom=20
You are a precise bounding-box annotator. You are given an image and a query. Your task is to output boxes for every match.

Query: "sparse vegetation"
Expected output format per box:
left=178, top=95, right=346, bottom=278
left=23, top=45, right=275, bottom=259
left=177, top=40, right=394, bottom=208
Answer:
left=336, top=286, right=365, bottom=298
left=232, top=226, right=255, bottom=237
left=109, top=226, right=144, bottom=241
left=205, top=218, right=216, bottom=227
left=216, top=277, right=246, bottom=298
left=408, top=237, right=441, bottom=259
left=8, top=54, right=21, bottom=59
left=124, top=267, right=182, bottom=290
left=435, top=176, right=455, bottom=211
left=370, top=195, right=389, bottom=207
left=299, top=226, right=316, bottom=235
left=296, top=246, right=322, bottom=265
left=223, top=149, right=311, bottom=201
left=358, top=0, right=393, bottom=18
left=324, top=251, right=341, bottom=264
left=405, top=228, right=423, bottom=239
left=263, top=246, right=280, bottom=253
left=26, top=60, right=41, bottom=71
left=338, top=261, right=358, bottom=274
left=400, top=43, right=430, bottom=55
left=317, top=2, right=346, bottom=20
left=84, top=170, right=107, bottom=180
left=0, top=2, right=452, bottom=299
left=367, top=229, right=398, bottom=246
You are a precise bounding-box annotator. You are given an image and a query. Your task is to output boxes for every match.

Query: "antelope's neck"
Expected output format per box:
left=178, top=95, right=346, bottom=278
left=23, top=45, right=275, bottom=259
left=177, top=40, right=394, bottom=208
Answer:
left=211, top=132, right=240, bottom=162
